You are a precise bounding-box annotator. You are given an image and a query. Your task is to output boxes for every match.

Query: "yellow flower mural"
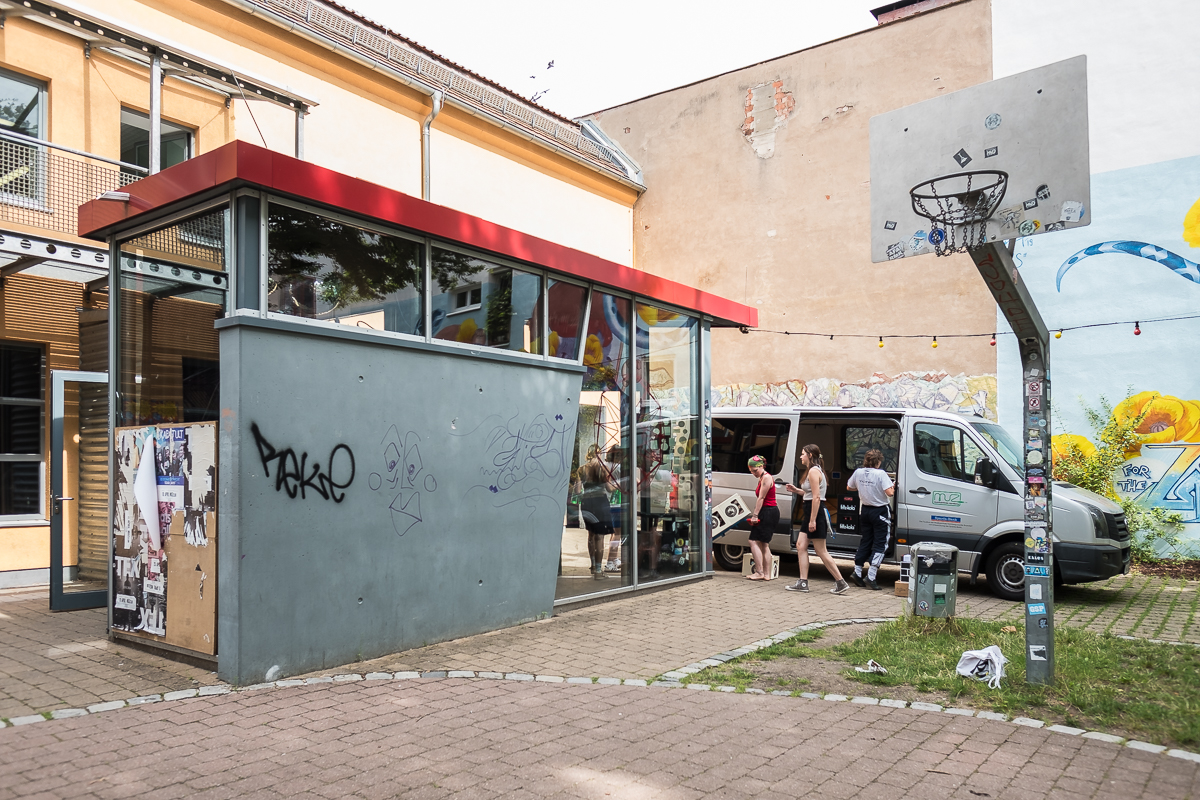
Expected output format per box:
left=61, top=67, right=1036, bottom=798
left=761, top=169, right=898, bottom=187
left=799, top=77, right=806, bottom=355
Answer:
left=583, top=334, right=604, bottom=367
left=1051, top=434, right=1097, bottom=464
left=1185, top=195, right=1200, bottom=248
left=1112, top=391, right=1200, bottom=455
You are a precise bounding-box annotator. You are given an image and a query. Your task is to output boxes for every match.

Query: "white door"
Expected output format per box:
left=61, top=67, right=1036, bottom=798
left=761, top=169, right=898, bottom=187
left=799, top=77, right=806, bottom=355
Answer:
left=899, top=420, right=998, bottom=554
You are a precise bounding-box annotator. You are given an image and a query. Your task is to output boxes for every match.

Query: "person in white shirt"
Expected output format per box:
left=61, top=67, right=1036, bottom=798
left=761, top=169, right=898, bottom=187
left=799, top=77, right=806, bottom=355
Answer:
left=847, top=449, right=895, bottom=590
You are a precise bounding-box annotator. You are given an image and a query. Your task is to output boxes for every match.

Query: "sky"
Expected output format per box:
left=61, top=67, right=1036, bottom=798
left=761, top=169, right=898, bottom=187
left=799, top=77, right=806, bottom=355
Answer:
left=339, top=1, right=882, bottom=119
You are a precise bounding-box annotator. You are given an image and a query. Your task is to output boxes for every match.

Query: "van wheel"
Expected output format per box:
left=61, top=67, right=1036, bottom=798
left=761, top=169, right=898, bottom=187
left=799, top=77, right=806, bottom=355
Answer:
left=713, top=543, right=747, bottom=572
left=985, top=542, right=1025, bottom=601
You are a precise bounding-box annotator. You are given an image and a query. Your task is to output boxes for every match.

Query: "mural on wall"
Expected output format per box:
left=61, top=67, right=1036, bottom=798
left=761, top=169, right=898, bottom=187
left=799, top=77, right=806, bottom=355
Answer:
left=1003, top=156, right=1200, bottom=553
left=713, top=371, right=997, bottom=420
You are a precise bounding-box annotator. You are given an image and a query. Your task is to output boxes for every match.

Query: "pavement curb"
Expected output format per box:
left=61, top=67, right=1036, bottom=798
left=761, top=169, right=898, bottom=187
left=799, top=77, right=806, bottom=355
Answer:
left=3, top=616, right=1198, bottom=765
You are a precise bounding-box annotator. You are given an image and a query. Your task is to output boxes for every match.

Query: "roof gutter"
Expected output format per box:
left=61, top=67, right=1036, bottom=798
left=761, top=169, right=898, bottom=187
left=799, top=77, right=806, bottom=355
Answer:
left=218, top=0, right=645, bottom=193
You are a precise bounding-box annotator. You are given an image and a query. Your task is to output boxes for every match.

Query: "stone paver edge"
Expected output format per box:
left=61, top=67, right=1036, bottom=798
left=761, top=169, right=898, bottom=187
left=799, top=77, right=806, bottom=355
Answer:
left=2, top=616, right=1197, bottom=764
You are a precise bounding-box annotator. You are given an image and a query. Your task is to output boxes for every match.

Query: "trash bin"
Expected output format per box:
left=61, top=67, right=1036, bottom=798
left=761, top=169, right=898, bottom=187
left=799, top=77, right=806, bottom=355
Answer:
left=908, top=542, right=958, bottom=618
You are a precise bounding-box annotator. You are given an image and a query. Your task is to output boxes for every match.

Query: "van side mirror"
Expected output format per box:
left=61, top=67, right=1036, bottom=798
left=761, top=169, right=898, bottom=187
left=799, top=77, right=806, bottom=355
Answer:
left=975, top=458, right=997, bottom=488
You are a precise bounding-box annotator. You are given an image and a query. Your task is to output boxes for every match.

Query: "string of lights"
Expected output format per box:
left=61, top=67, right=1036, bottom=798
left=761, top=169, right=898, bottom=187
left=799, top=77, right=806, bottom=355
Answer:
left=739, top=313, right=1200, bottom=347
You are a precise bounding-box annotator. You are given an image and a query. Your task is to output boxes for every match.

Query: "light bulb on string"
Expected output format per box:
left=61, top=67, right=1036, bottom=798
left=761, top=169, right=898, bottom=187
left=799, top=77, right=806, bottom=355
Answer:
left=1134, top=322, right=1141, bottom=336
left=989, top=333, right=996, bottom=347
left=931, top=336, right=938, bottom=349
left=1055, top=330, right=1062, bottom=339
left=878, top=336, right=884, bottom=348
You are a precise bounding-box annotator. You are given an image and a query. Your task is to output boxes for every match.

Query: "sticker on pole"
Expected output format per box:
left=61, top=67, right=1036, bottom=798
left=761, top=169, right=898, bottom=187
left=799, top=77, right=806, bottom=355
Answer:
left=1024, top=565, right=1050, bottom=577
left=711, top=494, right=751, bottom=539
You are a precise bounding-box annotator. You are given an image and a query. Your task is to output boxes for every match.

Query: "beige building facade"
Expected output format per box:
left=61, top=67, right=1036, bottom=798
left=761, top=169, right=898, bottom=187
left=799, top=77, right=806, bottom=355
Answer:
left=588, top=0, right=999, bottom=416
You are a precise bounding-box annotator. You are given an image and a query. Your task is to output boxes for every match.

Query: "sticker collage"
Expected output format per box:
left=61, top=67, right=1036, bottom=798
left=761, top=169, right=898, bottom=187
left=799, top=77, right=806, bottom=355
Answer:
left=1023, top=349, right=1052, bottom=663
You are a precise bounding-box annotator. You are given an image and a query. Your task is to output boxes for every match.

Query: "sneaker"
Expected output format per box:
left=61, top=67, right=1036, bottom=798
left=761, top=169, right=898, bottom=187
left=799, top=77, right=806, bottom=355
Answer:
left=831, top=579, right=850, bottom=595
left=785, top=579, right=809, bottom=593
left=593, top=570, right=608, bottom=580
left=850, top=573, right=865, bottom=588
left=864, top=577, right=881, bottom=591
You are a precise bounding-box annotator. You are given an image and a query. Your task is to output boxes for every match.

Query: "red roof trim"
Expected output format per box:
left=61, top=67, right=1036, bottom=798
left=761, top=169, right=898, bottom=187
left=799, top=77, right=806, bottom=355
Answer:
left=78, top=141, right=756, bottom=327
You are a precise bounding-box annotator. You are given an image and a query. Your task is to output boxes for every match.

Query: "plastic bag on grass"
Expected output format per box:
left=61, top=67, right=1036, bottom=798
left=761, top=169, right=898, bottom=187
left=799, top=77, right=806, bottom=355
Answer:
left=955, top=645, right=1008, bottom=689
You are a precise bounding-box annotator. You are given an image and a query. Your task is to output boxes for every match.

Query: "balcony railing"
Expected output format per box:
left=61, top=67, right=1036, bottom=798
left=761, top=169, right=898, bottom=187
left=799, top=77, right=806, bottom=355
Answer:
left=0, top=131, right=146, bottom=238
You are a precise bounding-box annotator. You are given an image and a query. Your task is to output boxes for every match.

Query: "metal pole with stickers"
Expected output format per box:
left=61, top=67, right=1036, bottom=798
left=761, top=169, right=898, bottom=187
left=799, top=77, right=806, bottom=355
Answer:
left=869, top=56, right=1092, bottom=685
left=970, top=243, right=1055, bottom=684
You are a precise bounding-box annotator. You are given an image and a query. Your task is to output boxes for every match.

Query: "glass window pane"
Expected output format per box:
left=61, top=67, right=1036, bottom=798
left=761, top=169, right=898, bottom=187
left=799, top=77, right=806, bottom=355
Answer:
left=0, top=405, right=40, bottom=453
left=268, top=204, right=425, bottom=336
left=558, top=291, right=633, bottom=599
left=844, top=427, right=900, bottom=473
left=546, top=280, right=587, bottom=360
left=635, top=302, right=700, bottom=583
left=913, top=423, right=967, bottom=480
left=0, top=70, right=43, bottom=138
left=121, top=208, right=227, bottom=273
left=119, top=211, right=229, bottom=426
left=120, top=108, right=192, bottom=172
left=711, top=417, right=789, bottom=475
left=430, top=247, right=541, bottom=352
left=1, top=343, right=42, bottom=398
left=0, top=461, right=40, bottom=515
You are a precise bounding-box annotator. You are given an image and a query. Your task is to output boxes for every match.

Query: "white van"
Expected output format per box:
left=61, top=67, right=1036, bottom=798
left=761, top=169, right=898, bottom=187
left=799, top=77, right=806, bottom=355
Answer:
left=710, top=407, right=1130, bottom=599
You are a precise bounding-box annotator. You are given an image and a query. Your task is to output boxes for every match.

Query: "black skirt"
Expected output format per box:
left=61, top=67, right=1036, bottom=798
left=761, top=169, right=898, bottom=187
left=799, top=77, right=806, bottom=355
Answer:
left=748, top=505, right=780, bottom=543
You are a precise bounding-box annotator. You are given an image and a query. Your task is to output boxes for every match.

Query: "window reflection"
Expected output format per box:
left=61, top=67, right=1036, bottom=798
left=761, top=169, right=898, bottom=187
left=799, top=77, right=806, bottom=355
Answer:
left=545, top=280, right=587, bottom=360
left=635, top=302, right=700, bottom=583
left=557, top=292, right=632, bottom=599
left=430, top=248, right=541, bottom=352
left=267, top=204, right=424, bottom=335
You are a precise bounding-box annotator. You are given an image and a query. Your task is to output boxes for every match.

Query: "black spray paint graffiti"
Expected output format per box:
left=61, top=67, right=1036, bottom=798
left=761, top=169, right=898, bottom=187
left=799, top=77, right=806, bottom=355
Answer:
left=368, top=425, right=438, bottom=536
left=250, top=422, right=356, bottom=502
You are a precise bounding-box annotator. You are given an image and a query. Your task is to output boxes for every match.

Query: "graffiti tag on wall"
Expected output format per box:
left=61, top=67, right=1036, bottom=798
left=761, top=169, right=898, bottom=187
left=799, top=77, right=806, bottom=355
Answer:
left=250, top=423, right=356, bottom=502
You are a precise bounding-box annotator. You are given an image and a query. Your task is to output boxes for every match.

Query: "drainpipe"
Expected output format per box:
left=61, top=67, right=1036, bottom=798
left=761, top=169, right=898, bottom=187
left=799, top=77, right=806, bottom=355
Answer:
left=149, top=53, right=162, bottom=174
left=421, top=90, right=443, bottom=202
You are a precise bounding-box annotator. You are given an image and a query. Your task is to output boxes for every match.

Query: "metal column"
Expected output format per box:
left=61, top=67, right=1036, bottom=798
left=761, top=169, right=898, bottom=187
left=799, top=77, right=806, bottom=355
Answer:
left=149, top=53, right=162, bottom=175
left=969, top=242, right=1055, bottom=684
left=295, top=107, right=305, bottom=160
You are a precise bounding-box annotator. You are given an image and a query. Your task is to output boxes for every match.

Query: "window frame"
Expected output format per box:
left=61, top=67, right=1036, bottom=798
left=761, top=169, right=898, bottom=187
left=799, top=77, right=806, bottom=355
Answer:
left=0, top=341, right=46, bottom=522
left=0, top=67, right=48, bottom=211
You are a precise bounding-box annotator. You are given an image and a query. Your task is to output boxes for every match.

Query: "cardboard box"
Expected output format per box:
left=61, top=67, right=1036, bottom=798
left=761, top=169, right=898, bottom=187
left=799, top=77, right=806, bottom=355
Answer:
left=742, top=552, right=781, bottom=580
left=895, top=580, right=909, bottom=597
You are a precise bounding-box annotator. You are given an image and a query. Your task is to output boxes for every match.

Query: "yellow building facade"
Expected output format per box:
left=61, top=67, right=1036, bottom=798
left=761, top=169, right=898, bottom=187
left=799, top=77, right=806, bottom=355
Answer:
left=0, top=0, right=640, bottom=588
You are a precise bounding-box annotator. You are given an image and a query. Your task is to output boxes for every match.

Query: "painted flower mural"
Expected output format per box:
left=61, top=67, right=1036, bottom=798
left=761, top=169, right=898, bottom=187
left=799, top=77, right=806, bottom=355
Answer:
left=1112, top=392, right=1200, bottom=455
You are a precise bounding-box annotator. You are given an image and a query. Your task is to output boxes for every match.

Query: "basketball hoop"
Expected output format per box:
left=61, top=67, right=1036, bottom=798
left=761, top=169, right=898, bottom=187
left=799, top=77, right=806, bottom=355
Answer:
left=910, top=170, right=1008, bottom=256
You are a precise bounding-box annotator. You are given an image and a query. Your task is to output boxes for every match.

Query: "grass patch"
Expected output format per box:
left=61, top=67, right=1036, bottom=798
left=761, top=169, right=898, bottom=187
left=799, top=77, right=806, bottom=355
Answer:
left=683, top=618, right=1200, bottom=747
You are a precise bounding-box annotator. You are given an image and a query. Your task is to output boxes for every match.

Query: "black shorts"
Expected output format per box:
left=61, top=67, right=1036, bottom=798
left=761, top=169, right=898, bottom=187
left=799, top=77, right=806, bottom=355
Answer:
left=748, top=506, right=779, bottom=543
left=796, top=503, right=828, bottom=541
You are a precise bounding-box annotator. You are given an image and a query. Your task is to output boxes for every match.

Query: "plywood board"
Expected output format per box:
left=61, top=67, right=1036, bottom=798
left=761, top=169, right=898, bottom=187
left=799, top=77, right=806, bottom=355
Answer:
left=165, top=511, right=217, bottom=655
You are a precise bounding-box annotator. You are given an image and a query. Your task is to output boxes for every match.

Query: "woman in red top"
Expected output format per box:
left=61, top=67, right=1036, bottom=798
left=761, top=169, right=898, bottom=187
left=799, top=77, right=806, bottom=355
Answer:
left=746, top=455, right=779, bottom=581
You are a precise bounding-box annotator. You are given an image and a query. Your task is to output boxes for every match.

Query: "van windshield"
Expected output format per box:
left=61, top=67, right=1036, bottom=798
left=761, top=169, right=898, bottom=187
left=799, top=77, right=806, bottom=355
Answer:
left=970, top=422, right=1024, bottom=476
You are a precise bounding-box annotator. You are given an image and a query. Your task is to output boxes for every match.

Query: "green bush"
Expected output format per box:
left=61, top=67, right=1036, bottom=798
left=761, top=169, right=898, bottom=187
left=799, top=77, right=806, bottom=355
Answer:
left=1053, top=393, right=1185, bottom=561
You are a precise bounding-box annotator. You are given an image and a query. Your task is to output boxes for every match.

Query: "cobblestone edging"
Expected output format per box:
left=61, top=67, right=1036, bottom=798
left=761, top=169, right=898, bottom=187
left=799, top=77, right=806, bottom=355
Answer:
left=1, top=618, right=1198, bottom=766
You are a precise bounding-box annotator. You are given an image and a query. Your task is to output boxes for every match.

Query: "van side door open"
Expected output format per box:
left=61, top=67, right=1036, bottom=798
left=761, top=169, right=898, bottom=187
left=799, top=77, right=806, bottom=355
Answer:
left=900, top=420, right=999, bottom=558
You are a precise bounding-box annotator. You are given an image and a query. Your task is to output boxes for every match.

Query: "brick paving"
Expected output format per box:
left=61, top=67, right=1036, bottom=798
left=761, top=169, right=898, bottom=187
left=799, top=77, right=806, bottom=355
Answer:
left=2, top=566, right=1197, bottom=721
left=0, top=588, right=221, bottom=721
left=2, top=677, right=1198, bottom=800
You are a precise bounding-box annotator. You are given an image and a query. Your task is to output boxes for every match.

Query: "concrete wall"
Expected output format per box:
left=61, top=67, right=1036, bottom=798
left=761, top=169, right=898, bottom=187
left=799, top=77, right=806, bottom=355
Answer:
left=589, top=0, right=997, bottom=414
left=992, top=0, right=1200, bottom=553
left=217, top=318, right=583, bottom=684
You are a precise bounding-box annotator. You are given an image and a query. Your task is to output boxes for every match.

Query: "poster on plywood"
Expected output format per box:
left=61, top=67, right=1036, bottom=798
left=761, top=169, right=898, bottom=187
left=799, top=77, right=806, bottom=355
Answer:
left=111, top=422, right=217, bottom=652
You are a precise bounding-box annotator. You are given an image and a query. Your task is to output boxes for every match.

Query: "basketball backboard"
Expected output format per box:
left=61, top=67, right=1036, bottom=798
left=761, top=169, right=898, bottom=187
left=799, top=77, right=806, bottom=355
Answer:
left=870, top=56, right=1089, bottom=262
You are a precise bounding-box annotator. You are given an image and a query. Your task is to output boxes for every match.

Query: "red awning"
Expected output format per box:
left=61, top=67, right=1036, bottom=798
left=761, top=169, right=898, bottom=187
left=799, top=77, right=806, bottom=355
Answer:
left=79, top=141, right=756, bottom=327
